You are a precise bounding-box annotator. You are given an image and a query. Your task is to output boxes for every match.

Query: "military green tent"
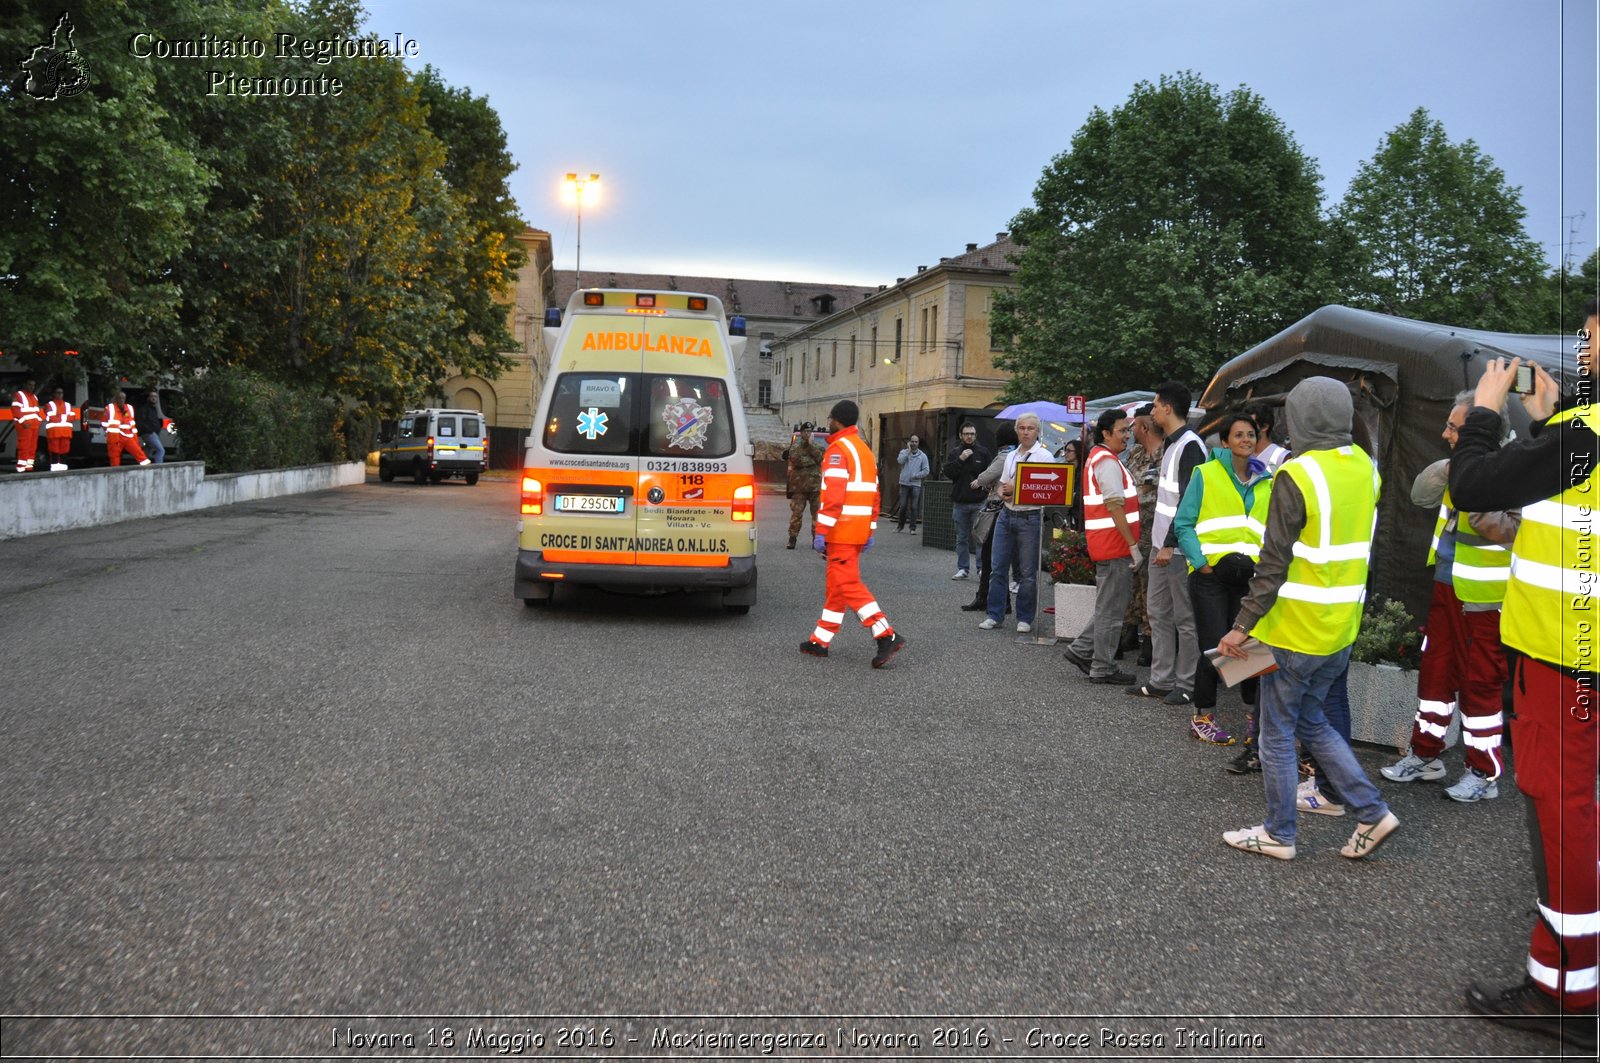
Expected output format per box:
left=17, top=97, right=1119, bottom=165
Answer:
left=1199, top=304, right=1576, bottom=624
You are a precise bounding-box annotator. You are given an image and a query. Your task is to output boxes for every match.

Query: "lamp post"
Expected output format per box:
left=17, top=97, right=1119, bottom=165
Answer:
left=562, top=172, right=601, bottom=288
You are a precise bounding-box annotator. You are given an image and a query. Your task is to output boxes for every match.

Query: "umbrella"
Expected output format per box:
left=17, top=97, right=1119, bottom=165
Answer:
left=995, top=400, right=1085, bottom=424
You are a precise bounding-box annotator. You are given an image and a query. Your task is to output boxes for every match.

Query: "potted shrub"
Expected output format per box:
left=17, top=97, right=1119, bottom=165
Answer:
left=1346, top=597, right=1432, bottom=747
left=1045, top=527, right=1098, bottom=641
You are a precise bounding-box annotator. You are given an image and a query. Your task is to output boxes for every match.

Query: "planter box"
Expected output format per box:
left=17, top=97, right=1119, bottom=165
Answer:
left=1053, top=581, right=1097, bottom=641
left=1347, top=661, right=1458, bottom=749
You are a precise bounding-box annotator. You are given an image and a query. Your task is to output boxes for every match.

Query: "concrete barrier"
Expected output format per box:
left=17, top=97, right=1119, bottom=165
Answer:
left=0, top=461, right=366, bottom=540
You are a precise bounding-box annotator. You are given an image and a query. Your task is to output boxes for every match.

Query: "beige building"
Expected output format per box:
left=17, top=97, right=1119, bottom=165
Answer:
left=440, top=227, right=555, bottom=461
left=771, top=233, right=1018, bottom=450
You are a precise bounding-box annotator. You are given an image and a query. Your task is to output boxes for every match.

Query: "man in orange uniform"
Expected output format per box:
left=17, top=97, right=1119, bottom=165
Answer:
left=43, top=386, right=79, bottom=471
left=102, top=391, right=150, bottom=466
left=11, top=378, right=42, bottom=473
left=800, top=400, right=907, bottom=668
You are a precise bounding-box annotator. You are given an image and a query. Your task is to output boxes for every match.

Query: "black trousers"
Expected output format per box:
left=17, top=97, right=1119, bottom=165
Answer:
left=1189, top=559, right=1258, bottom=711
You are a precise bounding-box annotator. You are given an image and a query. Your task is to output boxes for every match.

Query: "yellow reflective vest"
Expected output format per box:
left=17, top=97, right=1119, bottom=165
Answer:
left=1500, top=405, right=1598, bottom=670
left=1192, top=458, right=1272, bottom=571
left=1252, top=446, right=1380, bottom=656
left=1427, top=488, right=1511, bottom=605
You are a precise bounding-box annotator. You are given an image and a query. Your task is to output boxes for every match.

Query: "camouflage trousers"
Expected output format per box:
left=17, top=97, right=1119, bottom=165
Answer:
left=789, top=491, right=820, bottom=542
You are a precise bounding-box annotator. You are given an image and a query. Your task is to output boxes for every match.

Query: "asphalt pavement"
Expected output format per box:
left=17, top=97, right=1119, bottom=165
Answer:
left=0, top=481, right=1571, bottom=1059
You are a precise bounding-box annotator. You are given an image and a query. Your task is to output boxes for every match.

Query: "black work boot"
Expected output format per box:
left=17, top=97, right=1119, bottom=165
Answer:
left=1465, top=978, right=1597, bottom=1050
left=872, top=632, right=907, bottom=669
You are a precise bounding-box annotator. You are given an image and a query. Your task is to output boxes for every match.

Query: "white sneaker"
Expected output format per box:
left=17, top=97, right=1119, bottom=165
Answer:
left=1296, top=777, right=1346, bottom=817
left=1017, top=621, right=1032, bottom=633
left=1380, top=751, right=1446, bottom=783
left=1223, top=824, right=1295, bottom=860
left=951, top=569, right=968, bottom=580
left=978, top=618, right=999, bottom=630
left=1444, top=769, right=1499, bottom=803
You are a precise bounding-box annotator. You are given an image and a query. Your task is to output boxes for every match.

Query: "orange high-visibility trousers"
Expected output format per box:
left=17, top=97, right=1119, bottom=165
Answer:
left=14, top=423, right=39, bottom=471
left=810, top=543, right=894, bottom=646
left=107, top=434, right=148, bottom=466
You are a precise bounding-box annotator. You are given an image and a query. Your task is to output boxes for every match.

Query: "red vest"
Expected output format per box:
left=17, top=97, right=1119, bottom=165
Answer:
left=1082, top=444, right=1140, bottom=561
left=815, top=426, right=879, bottom=545
left=11, top=389, right=41, bottom=425
left=103, top=402, right=138, bottom=438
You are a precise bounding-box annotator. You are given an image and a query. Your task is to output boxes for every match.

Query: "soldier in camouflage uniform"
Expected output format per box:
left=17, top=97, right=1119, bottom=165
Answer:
left=785, top=430, right=824, bottom=549
left=1121, top=407, right=1162, bottom=651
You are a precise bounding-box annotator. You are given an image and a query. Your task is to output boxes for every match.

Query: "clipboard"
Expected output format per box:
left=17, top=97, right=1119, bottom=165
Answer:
left=1204, top=637, right=1279, bottom=687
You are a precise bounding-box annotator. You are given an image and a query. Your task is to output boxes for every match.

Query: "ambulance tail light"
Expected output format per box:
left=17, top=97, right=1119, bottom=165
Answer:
left=732, top=481, right=755, bottom=522
left=521, top=474, right=544, bottom=515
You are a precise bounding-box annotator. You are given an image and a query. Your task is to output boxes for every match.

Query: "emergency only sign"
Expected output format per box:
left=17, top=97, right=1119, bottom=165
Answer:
left=1014, top=462, right=1075, bottom=507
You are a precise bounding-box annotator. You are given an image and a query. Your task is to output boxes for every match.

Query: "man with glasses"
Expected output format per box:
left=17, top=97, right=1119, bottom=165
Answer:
left=1381, top=392, right=1517, bottom=803
left=973, top=412, right=1055, bottom=633
left=942, top=422, right=991, bottom=580
left=1063, top=409, right=1141, bottom=683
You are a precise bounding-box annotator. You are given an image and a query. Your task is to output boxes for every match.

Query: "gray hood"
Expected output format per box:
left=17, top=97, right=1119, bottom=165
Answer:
left=1285, top=377, right=1353, bottom=453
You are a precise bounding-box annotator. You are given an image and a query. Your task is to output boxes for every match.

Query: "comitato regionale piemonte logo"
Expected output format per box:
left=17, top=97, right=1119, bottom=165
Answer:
left=20, top=12, right=90, bottom=101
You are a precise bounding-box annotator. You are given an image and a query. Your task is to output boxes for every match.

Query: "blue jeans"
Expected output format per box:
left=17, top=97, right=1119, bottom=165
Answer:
left=951, top=500, right=983, bottom=571
left=1258, top=645, right=1389, bottom=845
left=895, top=484, right=922, bottom=529
left=141, top=432, right=165, bottom=464
left=986, top=509, right=1041, bottom=625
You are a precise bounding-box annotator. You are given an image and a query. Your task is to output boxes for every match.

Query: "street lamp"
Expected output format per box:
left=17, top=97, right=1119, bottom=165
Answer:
left=561, top=172, right=601, bottom=288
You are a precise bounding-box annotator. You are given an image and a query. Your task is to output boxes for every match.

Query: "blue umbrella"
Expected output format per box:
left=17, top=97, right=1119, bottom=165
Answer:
left=995, top=400, right=1084, bottom=424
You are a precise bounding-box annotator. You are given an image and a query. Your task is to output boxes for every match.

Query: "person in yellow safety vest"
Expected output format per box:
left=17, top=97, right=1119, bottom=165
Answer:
left=11, top=378, right=42, bottom=473
left=799, top=400, right=907, bottom=668
left=43, top=386, right=79, bottom=471
left=1216, top=377, right=1400, bottom=863
left=1448, top=301, right=1599, bottom=1051
left=1173, top=413, right=1275, bottom=749
left=102, top=391, right=151, bottom=467
left=1381, top=390, right=1518, bottom=802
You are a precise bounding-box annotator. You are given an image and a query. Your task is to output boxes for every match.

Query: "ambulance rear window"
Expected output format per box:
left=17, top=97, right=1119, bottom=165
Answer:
left=460, top=417, right=480, bottom=437
left=543, top=372, right=735, bottom=458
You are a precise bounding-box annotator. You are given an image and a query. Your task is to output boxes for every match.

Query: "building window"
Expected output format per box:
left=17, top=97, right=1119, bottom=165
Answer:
left=871, top=326, right=878, bottom=368
left=849, top=334, right=856, bottom=372
left=930, top=303, right=938, bottom=352
left=758, top=379, right=771, bottom=405
left=801, top=351, right=807, bottom=381
left=831, top=341, right=837, bottom=377
left=919, top=307, right=928, bottom=350
left=894, top=318, right=902, bottom=362
left=816, top=347, right=823, bottom=381
left=759, top=331, right=774, bottom=361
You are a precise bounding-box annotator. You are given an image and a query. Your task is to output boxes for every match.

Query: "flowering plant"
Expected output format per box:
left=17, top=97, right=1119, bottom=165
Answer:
left=1350, top=598, right=1422, bottom=670
left=1044, top=527, right=1097, bottom=586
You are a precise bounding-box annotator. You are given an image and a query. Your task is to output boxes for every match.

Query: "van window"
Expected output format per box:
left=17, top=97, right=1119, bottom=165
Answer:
left=543, top=373, right=735, bottom=458
left=401, top=416, right=423, bottom=439
left=644, top=375, right=733, bottom=458
left=437, top=417, right=456, bottom=438
left=545, top=373, right=634, bottom=456
left=460, top=417, right=481, bottom=437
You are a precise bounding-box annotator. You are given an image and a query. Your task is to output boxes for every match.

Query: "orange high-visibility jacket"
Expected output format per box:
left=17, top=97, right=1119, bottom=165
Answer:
left=44, top=400, right=79, bottom=435
left=103, top=402, right=139, bottom=439
left=11, top=389, right=41, bottom=425
left=815, top=426, right=880, bottom=546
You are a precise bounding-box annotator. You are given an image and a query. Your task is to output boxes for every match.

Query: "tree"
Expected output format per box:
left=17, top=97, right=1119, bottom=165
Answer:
left=1333, top=107, right=1548, bottom=331
left=991, top=72, right=1333, bottom=400
left=415, top=65, right=527, bottom=369
left=0, top=2, right=209, bottom=381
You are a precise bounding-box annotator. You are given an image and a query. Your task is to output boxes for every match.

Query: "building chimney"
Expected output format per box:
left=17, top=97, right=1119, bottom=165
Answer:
left=996, top=232, right=1008, bottom=242
left=917, top=265, right=927, bottom=273
left=966, top=243, right=978, bottom=253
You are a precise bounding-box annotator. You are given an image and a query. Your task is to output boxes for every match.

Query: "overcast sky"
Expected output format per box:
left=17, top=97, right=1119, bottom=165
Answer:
left=361, top=0, right=1597, bottom=287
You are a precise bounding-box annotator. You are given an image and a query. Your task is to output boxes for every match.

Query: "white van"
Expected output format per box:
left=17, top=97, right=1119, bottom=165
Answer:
left=514, top=290, right=758, bottom=612
left=377, top=408, right=487, bottom=484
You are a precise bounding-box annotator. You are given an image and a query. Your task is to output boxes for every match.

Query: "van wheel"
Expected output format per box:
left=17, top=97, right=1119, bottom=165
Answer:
left=378, top=460, right=394, bottom=483
left=723, top=604, right=751, bottom=615
left=428, top=470, right=445, bottom=484
left=412, top=461, right=428, bottom=485
left=465, top=472, right=480, bottom=486
left=522, top=596, right=547, bottom=608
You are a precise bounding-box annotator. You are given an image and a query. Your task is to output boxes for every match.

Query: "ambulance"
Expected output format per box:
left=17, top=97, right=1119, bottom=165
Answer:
left=514, top=289, right=759, bottom=612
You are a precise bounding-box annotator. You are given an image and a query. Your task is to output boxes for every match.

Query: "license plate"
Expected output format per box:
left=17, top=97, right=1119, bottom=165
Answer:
left=556, top=494, right=625, bottom=513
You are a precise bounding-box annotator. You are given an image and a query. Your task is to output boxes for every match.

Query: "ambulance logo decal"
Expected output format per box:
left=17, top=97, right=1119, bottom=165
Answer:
left=661, top=397, right=712, bottom=450
left=577, top=407, right=609, bottom=440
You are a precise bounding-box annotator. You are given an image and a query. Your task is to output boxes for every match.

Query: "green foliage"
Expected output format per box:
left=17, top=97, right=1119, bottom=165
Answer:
left=1044, top=527, right=1097, bottom=586
left=992, top=72, right=1333, bottom=402
left=1350, top=598, right=1422, bottom=670
left=1333, top=108, right=1549, bottom=331
left=175, top=365, right=341, bottom=474
left=2, top=0, right=528, bottom=453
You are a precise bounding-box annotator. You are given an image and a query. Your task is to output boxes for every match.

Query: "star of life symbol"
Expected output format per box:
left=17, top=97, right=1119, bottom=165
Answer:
left=577, top=407, right=608, bottom=440
left=20, top=13, right=90, bottom=101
